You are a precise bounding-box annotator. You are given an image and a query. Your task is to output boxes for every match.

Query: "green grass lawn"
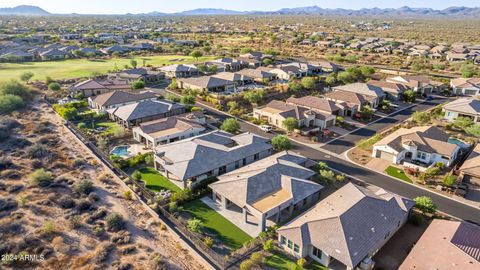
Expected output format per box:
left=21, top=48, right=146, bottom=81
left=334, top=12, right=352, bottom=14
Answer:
left=265, top=252, right=328, bottom=270
left=80, top=119, right=124, bottom=136
left=137, top=167, right=181, bottom=192
left=182, top=199, right=252, bottom=249
left=0, top=55, right=215, bottom=83
left=385, top=166, right=413, bottom=183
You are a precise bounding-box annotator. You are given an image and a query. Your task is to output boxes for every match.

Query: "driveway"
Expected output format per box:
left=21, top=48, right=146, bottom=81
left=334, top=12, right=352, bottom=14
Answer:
left=321, top=97, right=451, bottom=155
left=365, top=157, right=391, bottom=172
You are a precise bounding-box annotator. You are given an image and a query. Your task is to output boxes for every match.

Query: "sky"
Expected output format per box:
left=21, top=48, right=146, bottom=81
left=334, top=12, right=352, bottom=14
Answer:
left=3, top=0, right=480, bottom=14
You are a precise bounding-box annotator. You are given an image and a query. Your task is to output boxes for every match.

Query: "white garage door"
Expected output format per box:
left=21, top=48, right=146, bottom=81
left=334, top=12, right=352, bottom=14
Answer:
left=377, top=151, right=394, bottom=161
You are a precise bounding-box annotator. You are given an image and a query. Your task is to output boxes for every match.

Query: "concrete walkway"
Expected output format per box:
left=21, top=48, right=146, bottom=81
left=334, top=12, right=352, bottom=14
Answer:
left=200, top=196, right=262, bottom=237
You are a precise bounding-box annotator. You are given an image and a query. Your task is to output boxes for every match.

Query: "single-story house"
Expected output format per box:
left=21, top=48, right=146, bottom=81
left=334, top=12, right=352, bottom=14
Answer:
left=372, top=126, right=460, bottom=169
left=386, top=75, right=445, bottom=95
left=88, top=90, right=157, bottom=112
left=210, top=151, right=322, bottom=234
left=211, top=72, right=253, bottom=86
left=107, top=100, right=185, bottom=128
left=286, top=96, right=344, bottom=116
left=332, top=83, right=386, bottom=108
left=69, top=79, right=132, bottom=97
left=178, top=76, right=235, bottom=93
left=39, top=48, right=68, bottom=60
left=269, top=66, right=305, bottom=81
left=277, top=183, right=414, bottom=270
left=154, top=131, right=273, bottom=189
left=443, top=97, right=480, bottom=123
left=366, top=80, right=409, bottom=101
left=253, top=100, right=336, bottom=134
left=208, top=58, right=248, bottom=71
left=314, top=61, right=341, bottom=73
left=236, top=68, right=277, bottom=83
left=282, top=62, right=322, bottom=75
left=239, top=51, right=273, bottom=61
left=159, top=64, right=198, bottom=78
left=0, top=50, right=35, bottom=62
left=111, top=68, right=165, bottom=84
left=323, top=91, right=367, bottom=116
left=459, top=144, right=480, bottom=186
left=133, top=111, right=206, bottom=148
left=399, top=219, right=480, bottom=270
left=450, top=77, right=480, bottom=96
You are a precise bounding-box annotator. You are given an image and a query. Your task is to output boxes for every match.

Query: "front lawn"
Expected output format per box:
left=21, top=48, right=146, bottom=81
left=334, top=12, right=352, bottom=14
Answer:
left=385, top=166, right=413, bottom=183
left=182, top=199, right=252, bottom=250
left=265, top=252, right=328, bottom=270
left=137, top=167, right=181, bottom=192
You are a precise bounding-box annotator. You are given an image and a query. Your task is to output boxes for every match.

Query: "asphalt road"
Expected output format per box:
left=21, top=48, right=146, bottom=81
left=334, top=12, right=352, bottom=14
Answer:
left=321, top=97, right=451, bottom=154
left=198, top=102, right=480, bottom=225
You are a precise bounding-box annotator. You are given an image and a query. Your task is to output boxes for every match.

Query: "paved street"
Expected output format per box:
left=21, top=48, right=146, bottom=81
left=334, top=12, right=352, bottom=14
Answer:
left=321, top=97, right=450, bottom=154
left=197, top=101, right=480, bottom=225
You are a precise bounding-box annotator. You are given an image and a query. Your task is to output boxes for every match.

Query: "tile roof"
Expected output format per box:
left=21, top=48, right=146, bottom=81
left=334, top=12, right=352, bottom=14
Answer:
left=91, top=90, right=156, bottom=107
left=333, top=83, right=386, bottom=98
left=451, top=77, right=480, bottom=89
left=324, top=90, right=370, bottom=106
left=210, top=151, right=322, bottom=214
left=154, top=131, right=272, bottom=180
left=137, top=112, right=204, bottom=135
left=237, top=68, right=276, bottom=79
left=443, top=97, right=480, bottom=115
left=179, top=76, right=234, bottom=88
left=460, top=144, right=480, bottom=177
left=286, top=96, right=341, bottom=113
left=212, top=72, right=252, bottom=82
left=278, top=183, right=413, bottom=268
left=109, top=100, right=184, bottom=121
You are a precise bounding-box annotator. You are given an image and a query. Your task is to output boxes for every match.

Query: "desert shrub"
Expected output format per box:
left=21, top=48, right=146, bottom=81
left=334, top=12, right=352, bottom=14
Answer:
left=170, top=188, right=192, bottom=203
left=16, top=195, right=27, bottom=207
left=297, top=258, right=307, bottom=267
left=187, top=218, right=203, bottom=233
left=0, top=94, right=25, bottom=114
left=132, top=170, right=142, bottom=181
left=414, top=196, right=437, bottom=214
left=48, top=82, right=61, bottom=91
left=203, top=236, right=214, bottom=248
left=42, top=220, right=56, bottom=234
left=271, top=135, right=291, bottom=151
left=0, top=80, right=32, bottom=100
left=443, top=175, right=457, bottom=187
left=124, top=190, right=133, bottom=200
left=168, top=201, right=178, bottom=212
left=106, top=213, right=125, bottom=232
left=240, top=259, right=254, bottom=270
left=69, top=215, right=82, bottom=229
left=262, top=239, right=274, bottom=251
left=74, top=180, right=94, bottom=195
left=29, top=169, right=53, bottom=187
left=26, top=143, right=49, bottom=159
left=356, top=134, right=381, bottom=151
left=0, top=129, right=9, bottom=142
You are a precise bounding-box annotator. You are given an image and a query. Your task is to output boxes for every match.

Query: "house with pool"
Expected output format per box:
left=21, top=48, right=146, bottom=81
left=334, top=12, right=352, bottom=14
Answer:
left=153, top=130, right=273, bottom=189
left=277, top=183, right=413, bottom=270
left=372, top=126, right=461, bottom=170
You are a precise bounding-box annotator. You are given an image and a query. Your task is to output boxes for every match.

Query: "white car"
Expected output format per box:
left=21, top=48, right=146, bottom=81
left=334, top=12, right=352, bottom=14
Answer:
left=260, top=125, right=273, bottom=133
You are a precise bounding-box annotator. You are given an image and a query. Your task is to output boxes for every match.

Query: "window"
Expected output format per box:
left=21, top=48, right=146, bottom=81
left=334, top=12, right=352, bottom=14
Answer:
left=312, top=246, right=323, bottom=259
left=219, top=166, right=227, bottom=174
left=293, top=244, right=299, bottom=253
left=287, top=240, right=293, bottom=249
left=242, top=158, right=247, bottom=166
left=235, top=161, right=240, bottom=169
left=416, top=152, right=426, bottom=160
left=280, top=236, right=286, bottom=245
left=254, top=153, right=259, bottom=161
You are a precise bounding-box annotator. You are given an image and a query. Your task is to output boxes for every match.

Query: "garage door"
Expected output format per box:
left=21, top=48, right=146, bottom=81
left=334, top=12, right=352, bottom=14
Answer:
left=376, top=150, right=394, bottom=161
left=326, top=119, right=335, bottom=127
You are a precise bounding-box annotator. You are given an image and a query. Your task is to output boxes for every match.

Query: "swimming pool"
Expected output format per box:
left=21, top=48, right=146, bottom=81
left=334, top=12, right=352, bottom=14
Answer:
left=110, top=145, right=130, bottom=157
left=448, top=138, right=470, bottom=148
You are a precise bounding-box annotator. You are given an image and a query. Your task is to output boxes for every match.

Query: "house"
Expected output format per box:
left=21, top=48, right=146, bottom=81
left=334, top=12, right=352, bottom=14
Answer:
left=0, top=50, right=34, bottom=62
left=286, top=96, right=344, bottom=116
left=315, top=61, right=341, bottom=73
left=399, top=219, right=480, bottom=270
left=111, top=68, right=165, bottom=84
left=133, top=111, right=206, bottom=148
left=367, top=80, right=409, bottom=101
left=239, top=51, right=272, bottom=61
left=323, top=91, right=367, bottom=116
left=443, top=97, right=480, bottom=123
left=253, top=100, right=336, bottom=134
left=450, top=77, right=480, bottom=96
left=372, top=126, right=460, bottom=169
left=153, top=131, right=273, bottom=189
left=69, top=79, right=132, bottom=97
left=88, top=90, right=157, bottom=112
left=159, top=64, right=198, bottom=78
left=178, top=76, right=235, bottom=93
left=209, top=151, right=322, bottom=234
left=387, top=75, right=445, bottom=95
left=211, top=72, right=253, bottom=86
left=277, top=183, right=414, bottom=270
left=101, top=45, right=129, bottom=55
left=459, top=144, right=480, bottom=186
left=282, top=62, right=322, bottom=75
left=446, top=53, right=470, bottom=62
left=315, top=41, right=333, bottom=48
left=269, top=66, right=305, bottom=81
left=39, top=48, right=68, bottom=60
left=236, top=68, right=277, bottom=83
left=332, top=83, right=386, bottom=108
left=208, top=58, right=248, bottom=71
left=107, top=100, right=185, bottom=128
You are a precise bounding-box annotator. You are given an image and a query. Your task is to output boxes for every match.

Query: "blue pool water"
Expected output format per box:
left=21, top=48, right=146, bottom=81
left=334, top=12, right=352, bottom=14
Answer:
left=111, top=145, right=130, bottom=156
left=448, top=138, right=470, bottom=148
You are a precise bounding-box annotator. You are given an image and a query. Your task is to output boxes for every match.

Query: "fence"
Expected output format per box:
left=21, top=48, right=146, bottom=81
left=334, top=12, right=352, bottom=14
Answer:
left=62, top=117, right=262, bottom=269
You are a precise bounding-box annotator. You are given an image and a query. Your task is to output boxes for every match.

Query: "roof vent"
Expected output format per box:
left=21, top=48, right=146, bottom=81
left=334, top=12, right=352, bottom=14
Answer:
left=371, top=227, right=375, bottom=233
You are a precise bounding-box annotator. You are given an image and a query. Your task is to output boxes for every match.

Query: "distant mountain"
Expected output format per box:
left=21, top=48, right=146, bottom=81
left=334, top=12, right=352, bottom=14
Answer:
left=0, top=5, right=49, bottom=15
left=176, top=8, right=243, bottom=15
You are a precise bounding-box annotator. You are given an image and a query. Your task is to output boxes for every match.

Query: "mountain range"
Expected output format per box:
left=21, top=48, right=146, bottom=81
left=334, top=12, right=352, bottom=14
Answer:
left=2, top=5, right=480, bottom=18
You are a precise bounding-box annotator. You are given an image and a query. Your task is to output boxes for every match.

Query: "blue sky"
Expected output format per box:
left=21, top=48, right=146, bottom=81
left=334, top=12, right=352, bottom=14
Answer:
left=5, top=0, right=480, bottom=14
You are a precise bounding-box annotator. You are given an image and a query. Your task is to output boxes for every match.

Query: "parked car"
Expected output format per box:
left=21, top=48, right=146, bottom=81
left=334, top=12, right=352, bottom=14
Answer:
left=260, top=125, right=273, bottom=133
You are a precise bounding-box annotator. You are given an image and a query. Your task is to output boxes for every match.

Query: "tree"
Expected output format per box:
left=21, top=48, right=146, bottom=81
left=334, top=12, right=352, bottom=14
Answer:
left=320, top=170, right=335, bottom=183
left=466, top=124, right=480, bottom=138
left=227, top=101, right=238, bottom=113
left=271, top=135, right=291, bottom=151
left=165, top=93, right=180, bottom=103
left=180, top=95, right=195, bottom=105
left=359, top=66, right=375, bottom=78
left=48, top=82, right=61, bottom=91
left=325, top=73, right=337, bottom=86
left=208, top=65, right=217, bottom=73
left=132, top=79, right=145, bottom=89
left=359, top=105, right=374, bottom=120
left=403, top=90, right=416, bottom=103
left=414, top=196, right=437, bottom=214
left=20, top=72, right=34, bottom=84
left=168, top=78, right=178, bottom=89
left=262, top=58, right=273, bottom=66
left=282, top=117, right=299, bottom=132
left=460, top=63, right=478, bottom=78
left=190, top=50, right=203, bottom=61
left=220, top=118, right=240, bottom=133
left=443, top=174, right=457, bottom=187
left=412, top=111, right=431, bottom=125
left=130, top=59, right=138, bottom=69
left=300, top=77, right=315, bottom=90
left=337, top=71, right=357, bottom=84
left=243, top=89, right=265, bottom=105
left=187, top=218, right=203, bottom=233
left=454, top=117, right=474, bottom=130
left=132, top=170, right=142, bottom=181
left=197, top=64, right=208, bottom=73
left=288, top=81, right=302, bottom=92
